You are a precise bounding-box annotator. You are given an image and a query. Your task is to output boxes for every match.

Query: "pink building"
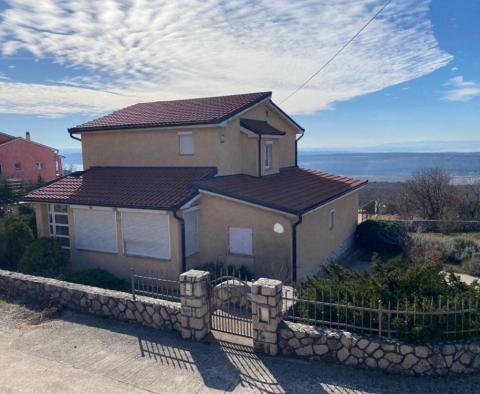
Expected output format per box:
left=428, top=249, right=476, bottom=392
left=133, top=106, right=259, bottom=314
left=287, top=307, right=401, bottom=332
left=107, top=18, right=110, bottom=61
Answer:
left=0, top=131, right=62, bottom=184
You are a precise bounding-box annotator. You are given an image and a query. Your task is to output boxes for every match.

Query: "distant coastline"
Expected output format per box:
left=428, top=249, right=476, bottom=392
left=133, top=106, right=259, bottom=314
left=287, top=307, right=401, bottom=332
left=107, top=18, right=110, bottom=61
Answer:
left=61, top=149, right=480, bottom=184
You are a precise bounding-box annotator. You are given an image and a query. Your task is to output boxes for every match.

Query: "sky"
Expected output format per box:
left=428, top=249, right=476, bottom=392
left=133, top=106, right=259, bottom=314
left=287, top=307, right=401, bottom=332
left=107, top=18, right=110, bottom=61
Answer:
left=0, top=0, right=478, bottom=150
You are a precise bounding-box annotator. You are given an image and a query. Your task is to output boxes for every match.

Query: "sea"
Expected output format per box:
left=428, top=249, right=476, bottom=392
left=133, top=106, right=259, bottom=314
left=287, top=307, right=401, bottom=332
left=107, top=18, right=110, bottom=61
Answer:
left=60, top=150, right=480, bottom=184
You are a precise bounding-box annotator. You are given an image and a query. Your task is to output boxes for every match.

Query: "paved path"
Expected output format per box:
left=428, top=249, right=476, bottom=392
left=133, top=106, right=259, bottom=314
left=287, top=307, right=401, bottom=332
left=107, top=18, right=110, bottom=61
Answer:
left=0, top=304, right=479, bottom=393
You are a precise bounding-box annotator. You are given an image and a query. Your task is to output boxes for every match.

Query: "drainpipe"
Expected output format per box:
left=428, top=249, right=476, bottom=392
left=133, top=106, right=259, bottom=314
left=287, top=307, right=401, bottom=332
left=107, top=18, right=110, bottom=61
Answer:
left=68, top=130, right=82, bottom=142
left=291, top=215, right=303, bottom=283
left=257, top=135, right=262, bottom=177
left=173, top=209, right=187, bottom=273
left=295, top=131, right=305, bottom=167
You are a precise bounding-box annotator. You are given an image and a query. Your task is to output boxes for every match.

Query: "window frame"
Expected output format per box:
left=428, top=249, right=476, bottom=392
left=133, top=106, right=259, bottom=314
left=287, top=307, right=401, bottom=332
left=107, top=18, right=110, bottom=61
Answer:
left=184, top=208, right=199, bottom=257
left=228, top=227, right=253, bottom=256
left=329, top=208, right=335, bottom=230
left=14, top=162, right=21, bottom=171
left=48, top=204, right=70, bottom=249
left=178, top=131, right=194, bottom=155
left=36, top=162, right=44, bottom=170
left=264, top=141, right=273, bottom=170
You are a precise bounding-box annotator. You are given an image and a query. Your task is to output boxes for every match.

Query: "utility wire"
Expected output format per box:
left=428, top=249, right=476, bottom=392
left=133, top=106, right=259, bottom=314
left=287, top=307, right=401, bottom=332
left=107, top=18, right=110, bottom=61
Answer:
left=279, top=0, right=393, bottom=105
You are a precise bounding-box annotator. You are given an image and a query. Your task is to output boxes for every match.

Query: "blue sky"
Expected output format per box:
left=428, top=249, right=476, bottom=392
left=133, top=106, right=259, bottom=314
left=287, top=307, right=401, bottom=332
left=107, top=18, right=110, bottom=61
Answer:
left=0, top=0, right=478, bottom=150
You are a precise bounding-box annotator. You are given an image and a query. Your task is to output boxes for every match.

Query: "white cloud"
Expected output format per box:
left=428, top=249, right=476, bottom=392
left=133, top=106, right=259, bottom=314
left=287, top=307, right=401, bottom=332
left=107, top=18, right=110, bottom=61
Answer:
left=0, top=0, right=452, bottom=117
left=443, top=76, right=480, bottom=102
left=451, top=66, right=459, bottom=71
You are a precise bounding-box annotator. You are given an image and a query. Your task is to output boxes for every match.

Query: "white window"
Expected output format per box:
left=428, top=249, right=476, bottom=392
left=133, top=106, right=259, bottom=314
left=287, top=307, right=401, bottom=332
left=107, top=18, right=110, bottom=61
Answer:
left=73, top=207, right=118, bottom=253
left=36, top=162, right=44, bottom=170
left=229, top=227, right=253, bottom=256
left=121, top=211, right=171, bottom=259
left=48, top=204, right=70, bottom=249
left=184, top=209, right=199, bottom=256
left=179, top=132, right=194, bottom=155
left=329, top=209, right=335, bottom=230
left=264, top=141, right=272, bottom=169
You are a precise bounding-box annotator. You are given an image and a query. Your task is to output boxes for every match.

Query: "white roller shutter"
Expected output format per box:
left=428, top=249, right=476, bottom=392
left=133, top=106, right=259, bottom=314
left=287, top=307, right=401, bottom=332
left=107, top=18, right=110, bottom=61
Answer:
left=229, top=227, right=253, bottom=256
left=184, top=210, right=199, bottom=256
left=73, top=208, right=118, bottom=253
left=122, top=211, right=171, bottom=259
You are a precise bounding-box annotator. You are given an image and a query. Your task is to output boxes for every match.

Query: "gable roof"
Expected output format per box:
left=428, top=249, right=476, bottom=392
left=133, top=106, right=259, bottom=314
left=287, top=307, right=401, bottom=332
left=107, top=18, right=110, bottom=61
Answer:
left=196, top=167, right=367, bottom=215
left=0, top=131, right=59, bottom=152
left=23, top=166, right=217, bottom=210
left=69, top=92, right=273, bottom=133
left=0, top=132, right=18, bottom=145
left=240, top=119, right=286, bottom=136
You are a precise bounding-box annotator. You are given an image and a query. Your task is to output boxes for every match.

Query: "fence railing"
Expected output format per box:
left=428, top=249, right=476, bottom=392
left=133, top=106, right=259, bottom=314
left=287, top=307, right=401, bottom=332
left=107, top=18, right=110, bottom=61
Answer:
left=131, top=273, right=180, bottom=302
left=282, top=287, right=480, bottom=340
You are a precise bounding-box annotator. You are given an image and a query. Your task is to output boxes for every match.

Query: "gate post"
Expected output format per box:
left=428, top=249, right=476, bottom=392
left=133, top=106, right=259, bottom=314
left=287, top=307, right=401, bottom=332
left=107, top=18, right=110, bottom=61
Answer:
left=251, top=278, right=283, bottom=356
left=179, top=270, right=210, bottom=341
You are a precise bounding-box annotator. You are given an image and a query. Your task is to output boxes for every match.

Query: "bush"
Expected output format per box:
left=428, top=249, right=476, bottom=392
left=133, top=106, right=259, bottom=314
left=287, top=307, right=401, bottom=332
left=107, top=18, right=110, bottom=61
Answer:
left=17, top=238, right=69, bottom=277
left=447, top=237, right=480, bottom=263
left=195, top=262, right=254, bottom=280
left=57, top=269, right=128, bottom=292
left=463, top=257, right=480, bottom=277
left=2, top=217, right=35, bottom=271
left=356, top=220, right=409, bottom=254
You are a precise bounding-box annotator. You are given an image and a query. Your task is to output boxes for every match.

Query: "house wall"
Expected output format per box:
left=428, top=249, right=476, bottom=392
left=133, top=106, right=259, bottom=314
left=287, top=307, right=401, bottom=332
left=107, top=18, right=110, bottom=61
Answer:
left=80, top=101, right=300, bottom=176
left=0, top=139, right=62, bottom=183
left=296, top=191, right=359, bottom=279
left=33, top=203, right=183, bottom=281
left=193, top=193, right=293, bottom=281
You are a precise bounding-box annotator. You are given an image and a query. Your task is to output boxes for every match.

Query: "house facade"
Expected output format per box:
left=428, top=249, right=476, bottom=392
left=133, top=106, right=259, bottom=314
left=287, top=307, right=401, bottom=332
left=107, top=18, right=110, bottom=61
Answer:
left=0, top=131, right=62, bottom=184
left=24, top=92, right=366, bottom=282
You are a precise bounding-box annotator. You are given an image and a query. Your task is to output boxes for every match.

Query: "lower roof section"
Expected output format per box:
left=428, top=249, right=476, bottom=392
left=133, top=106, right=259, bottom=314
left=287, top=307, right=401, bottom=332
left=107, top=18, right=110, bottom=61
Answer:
left=23, top=166, right=217, bottom=210
left=196, top=167, right=367, bottom=215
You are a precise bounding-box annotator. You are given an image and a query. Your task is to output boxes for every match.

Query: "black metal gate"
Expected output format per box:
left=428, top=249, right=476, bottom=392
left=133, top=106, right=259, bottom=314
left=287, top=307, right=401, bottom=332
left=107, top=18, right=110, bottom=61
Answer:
left=209, top=275, right=252, bottom=338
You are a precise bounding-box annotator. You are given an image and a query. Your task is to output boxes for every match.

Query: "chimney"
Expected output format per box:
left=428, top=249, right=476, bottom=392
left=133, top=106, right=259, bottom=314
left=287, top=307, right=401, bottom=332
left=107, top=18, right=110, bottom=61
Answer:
left=26, top=131, right=31, bottom=141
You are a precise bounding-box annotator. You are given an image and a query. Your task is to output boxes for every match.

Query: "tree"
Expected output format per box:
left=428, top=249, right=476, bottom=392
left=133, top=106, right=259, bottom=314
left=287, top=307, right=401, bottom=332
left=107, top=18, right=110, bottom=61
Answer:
left=403, top=168, right=456, bottom=220
left=457, top=183, right=480, bottom=220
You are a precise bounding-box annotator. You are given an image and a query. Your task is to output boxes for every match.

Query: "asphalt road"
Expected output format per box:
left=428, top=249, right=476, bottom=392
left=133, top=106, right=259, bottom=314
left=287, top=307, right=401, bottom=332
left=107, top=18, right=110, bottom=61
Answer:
left=0, top=302, right=479, bottom=393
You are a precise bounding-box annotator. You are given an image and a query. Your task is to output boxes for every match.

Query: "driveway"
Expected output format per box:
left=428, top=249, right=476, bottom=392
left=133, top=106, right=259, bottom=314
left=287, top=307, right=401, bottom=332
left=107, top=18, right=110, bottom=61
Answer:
left=0, top=301, right=479, bottom=393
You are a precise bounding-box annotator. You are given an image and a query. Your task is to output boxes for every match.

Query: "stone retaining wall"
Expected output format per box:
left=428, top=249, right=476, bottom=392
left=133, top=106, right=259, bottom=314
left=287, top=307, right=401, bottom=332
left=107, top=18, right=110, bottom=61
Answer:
left=0, top=269, right=181, bottom=331
left=279, top=321, right=480, bottom=376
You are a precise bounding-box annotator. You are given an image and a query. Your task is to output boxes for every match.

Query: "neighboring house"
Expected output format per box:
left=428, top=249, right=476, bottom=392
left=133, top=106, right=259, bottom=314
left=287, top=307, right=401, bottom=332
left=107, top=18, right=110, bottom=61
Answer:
left=24, top=92, right=366, bottom=282
left=0, top=131, right=62, bottom=184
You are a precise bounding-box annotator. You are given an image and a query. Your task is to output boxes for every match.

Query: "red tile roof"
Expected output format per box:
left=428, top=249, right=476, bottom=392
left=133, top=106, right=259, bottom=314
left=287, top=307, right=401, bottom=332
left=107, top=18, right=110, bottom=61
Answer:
left=240, top=119, right=286, bottom=136
left=24, top=167, right=217, bottom=210
left=69, top=92, right=272, bottom=133
left=196, top=167, right=367, bottom=215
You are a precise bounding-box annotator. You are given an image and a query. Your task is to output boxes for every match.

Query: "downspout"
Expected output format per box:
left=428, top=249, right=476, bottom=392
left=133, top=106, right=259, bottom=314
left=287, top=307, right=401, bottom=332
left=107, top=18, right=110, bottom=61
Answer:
left=69, top=130, right=82, bottom=142
left=291, top=215, right=303, bottom=283
left=295, top=131, right=305, bottom=167
left=173, top=209, right=186, bottom=273
left=257, top=135, right=262, bottom=177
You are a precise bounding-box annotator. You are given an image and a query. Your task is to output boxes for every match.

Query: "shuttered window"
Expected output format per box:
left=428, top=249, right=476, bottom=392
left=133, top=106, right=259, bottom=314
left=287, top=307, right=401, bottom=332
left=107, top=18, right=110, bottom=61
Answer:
left=179, top=132, right=194, bottom=155
left=184, top=209, right=199, bottom=256
left=229, top=227, right=253, bottom=256
left=121, top=211, right=171, bottom=259
left=73, top=207, right=118, bottom=253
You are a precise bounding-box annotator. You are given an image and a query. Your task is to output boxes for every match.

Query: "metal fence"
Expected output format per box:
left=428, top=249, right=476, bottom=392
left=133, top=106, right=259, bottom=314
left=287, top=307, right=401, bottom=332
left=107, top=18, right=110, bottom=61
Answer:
left=283, top=287, right=480, bottom=340
left=131, top=273, right=180, bottom=302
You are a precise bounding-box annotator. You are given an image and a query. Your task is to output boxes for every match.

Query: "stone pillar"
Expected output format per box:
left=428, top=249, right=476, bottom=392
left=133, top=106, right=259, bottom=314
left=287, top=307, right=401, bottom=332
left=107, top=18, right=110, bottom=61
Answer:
left=251, top=277, right=283, bottom=356
left=179, top=269, right=210, bottom=341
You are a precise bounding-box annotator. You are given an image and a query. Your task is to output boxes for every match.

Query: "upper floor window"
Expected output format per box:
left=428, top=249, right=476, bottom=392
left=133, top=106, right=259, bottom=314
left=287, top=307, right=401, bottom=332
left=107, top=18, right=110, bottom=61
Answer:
left=14, top=163, right=21, bottom=171
left=329, top=208, right=335, bottom=230
left=264, top=141, right=273, bottom=169
left=36, top=162, right=44, bottom=170
left=178, top=132, right=194, bottom=155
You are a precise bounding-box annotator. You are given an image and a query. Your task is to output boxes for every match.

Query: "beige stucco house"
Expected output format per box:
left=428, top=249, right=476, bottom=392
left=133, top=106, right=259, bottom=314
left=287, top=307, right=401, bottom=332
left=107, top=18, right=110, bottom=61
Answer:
left=24, top=92, right=366, bottom=282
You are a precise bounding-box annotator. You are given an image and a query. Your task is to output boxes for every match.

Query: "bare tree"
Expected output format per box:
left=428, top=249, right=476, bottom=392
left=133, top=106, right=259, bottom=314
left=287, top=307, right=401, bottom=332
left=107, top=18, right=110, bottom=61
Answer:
left=457, top=182, right=480, bottom=220
left=403, top=168, right=456, bottom=220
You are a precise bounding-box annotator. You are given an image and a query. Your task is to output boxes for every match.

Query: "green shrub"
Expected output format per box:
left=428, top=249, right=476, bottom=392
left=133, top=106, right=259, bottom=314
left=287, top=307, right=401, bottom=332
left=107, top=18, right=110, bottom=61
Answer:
left=57, top=268, right=128, bottom=292
left=356, top=220, right=409, bottom=254
left=447, top=237, right=480, bottom=263
left=3, top=217, right=34, bottom=271
left=195, top=262, right=254, bottom=280
left=17, top=238, right=69, bottom=277
left=463, top=257, right=480, bottom=277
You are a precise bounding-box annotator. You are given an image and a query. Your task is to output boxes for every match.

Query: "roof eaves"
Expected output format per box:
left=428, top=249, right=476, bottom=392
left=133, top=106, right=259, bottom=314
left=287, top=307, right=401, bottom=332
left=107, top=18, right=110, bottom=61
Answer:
left=268, top=100, right=305, bottom=132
